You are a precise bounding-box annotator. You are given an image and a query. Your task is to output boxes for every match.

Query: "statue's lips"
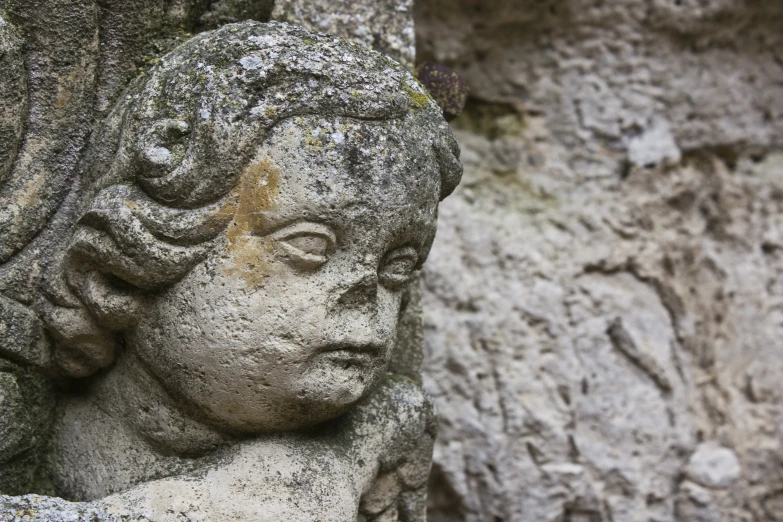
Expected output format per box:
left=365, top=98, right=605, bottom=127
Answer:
left=315, top=344, right=382, bottom=366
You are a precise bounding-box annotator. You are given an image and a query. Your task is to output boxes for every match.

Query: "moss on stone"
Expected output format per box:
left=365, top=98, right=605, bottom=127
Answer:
left=402, top=80, right=429, bottom=110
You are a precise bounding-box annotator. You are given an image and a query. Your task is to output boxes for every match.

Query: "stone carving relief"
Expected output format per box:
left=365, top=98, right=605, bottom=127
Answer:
left=0, top=7, right=461, bottom=521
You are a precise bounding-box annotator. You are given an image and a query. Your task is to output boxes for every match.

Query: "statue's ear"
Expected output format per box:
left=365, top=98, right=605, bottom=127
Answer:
left=82, top=270, right=148, bottom=331
left=135, top=119, right=190, bottom=180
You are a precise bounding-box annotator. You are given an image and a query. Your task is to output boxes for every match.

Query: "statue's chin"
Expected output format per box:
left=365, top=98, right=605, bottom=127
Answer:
left=195, top=364, right=384, bottom=434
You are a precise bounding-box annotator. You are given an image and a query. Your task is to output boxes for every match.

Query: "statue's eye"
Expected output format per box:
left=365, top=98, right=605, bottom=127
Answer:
left=282, top=235, right=330, bottom=257
left=269, top=222, right=336, bottom=270
left=379, top=246, right=418, bottom=290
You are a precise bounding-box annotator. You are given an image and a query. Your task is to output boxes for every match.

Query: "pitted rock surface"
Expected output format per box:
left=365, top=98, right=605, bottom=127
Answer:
left=416, top=1, right=783, bottom=521
left=272, top=0, right=415, bottom=70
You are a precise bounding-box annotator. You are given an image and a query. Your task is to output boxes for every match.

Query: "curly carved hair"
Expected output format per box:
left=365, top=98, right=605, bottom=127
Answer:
left=40, top=21, right=462, bottom=378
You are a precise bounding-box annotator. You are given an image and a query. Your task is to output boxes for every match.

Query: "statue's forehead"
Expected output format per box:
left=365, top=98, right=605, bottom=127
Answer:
left=238, top=114, right=440, bottom=234
left=253, top=115, right=440, bottom=204
left=263, top=115, right=437, bottom=170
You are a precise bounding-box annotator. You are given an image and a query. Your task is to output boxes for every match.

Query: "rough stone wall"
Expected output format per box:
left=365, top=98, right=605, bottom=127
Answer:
left=272, top=0, right=415, bottom=70
left=415, top=1, right=783, bottom=521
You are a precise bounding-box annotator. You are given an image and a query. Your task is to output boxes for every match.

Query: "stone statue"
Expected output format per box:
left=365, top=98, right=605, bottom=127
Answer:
left=0, top=17, right=461, bottom=522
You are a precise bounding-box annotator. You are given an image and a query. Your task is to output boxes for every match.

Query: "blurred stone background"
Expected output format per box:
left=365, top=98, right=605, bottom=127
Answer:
left=414, top=1, right=783, bottom=521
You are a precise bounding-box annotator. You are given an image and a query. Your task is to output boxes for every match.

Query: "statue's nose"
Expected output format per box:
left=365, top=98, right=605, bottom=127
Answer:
left=334, top=270, right=378, bottom=311
left=328, top=266, right=392, bottom=350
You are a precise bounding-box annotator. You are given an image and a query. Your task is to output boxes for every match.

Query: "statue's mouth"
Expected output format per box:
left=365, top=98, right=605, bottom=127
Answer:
left=315, top=343, right=384, bottom=369
left=319, top=343, right=382, bottom=355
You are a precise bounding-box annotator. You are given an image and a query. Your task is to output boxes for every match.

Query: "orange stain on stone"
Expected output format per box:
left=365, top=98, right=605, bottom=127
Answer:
left=224, top=159, right=281, bottom=288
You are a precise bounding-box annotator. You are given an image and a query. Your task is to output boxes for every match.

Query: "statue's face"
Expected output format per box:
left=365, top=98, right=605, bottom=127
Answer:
left=127, top=116, right=441, bottom=433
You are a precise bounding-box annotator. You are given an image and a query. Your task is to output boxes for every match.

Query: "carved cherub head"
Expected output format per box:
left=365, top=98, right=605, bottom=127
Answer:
left=43, top=21, right=461, bottom=433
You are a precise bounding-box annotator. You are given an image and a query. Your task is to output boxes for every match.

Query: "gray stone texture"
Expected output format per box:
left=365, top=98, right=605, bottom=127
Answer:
left=416, top=1, right=783, bottom=521
left=272, top=0, right=415, bottom=70
left=0, top=1, right=458, bottom=520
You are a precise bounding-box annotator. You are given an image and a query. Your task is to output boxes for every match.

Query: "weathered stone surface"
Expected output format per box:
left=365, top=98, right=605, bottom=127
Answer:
left=0, top=362, right=54, bottom=496
left=272, top=0, right=415, bottom=70
left=416, top=0, right=783, bottom=158
left=0, top=295, right=50, bottom=369
left=416, top=1, right=783, bottom=521
left=0, top=9, right=460, bottom=521
left=2, top=376, right=436, bottom=521
left=686, top=442, right=742, bottom=490
left=0, top=0, right=98, bottom=263
left=0, top=16, right=25, bottom=186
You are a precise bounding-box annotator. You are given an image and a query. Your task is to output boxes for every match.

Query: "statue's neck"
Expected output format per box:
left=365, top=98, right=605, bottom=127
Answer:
left=52, top=349, right=235, bottom=500
left=100, top=348, right=235, bottom=457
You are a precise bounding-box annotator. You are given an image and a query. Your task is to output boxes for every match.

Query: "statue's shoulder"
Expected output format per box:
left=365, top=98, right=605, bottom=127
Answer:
left=351, top=374, right=437, bottom=448
left=353, top=376, right=436, bottom=522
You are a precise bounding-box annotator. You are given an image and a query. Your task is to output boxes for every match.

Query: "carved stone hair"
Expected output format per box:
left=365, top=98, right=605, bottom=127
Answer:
left=40, top=21, right=462, bottom=378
